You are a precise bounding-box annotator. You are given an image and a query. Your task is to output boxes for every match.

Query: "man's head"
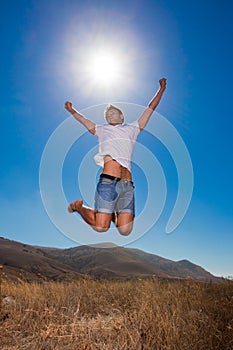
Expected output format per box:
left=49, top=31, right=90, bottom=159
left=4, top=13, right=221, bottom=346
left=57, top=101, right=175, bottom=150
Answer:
left=104, top=104, right=124, bottom=125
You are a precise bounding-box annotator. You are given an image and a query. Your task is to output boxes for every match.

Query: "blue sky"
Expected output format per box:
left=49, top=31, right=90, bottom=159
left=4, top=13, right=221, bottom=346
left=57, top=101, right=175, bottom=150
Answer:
left=1, top=0, right=233, bottom=277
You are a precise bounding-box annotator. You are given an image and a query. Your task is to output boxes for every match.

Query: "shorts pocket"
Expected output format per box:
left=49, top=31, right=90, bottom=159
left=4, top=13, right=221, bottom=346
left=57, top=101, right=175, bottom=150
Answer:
left=99, top=177, right=115, bottom=185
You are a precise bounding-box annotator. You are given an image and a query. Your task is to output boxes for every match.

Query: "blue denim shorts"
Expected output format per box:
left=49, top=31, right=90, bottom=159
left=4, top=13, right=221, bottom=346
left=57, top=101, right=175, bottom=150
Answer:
left=94, top=175, right=135, bottom=215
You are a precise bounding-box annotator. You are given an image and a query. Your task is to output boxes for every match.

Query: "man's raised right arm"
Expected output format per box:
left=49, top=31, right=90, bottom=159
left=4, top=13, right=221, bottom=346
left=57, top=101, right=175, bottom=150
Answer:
left=64, top=101, right=96, bottom=135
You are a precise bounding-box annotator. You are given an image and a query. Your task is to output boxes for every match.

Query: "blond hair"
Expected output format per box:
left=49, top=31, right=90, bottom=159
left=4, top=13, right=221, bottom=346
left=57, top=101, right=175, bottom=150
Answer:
left=104, top=104, right=123, bottom=118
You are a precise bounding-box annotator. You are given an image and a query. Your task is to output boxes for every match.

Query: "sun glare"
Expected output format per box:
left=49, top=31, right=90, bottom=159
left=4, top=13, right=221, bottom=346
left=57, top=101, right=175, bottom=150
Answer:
left=87, top=51, right=120, bottom=86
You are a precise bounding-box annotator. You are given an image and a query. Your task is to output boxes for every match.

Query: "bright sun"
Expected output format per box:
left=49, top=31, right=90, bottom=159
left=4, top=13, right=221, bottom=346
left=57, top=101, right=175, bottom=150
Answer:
left=87, top=51, right=120, bottom=86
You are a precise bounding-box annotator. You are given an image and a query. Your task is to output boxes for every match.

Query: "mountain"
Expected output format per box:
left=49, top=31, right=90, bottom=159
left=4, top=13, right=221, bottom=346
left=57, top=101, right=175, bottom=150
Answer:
left=0, top=237, right=87, bottom=282
left=40, top=244, right=221, bottom=281
left=0, top=237, right=222, bottom=282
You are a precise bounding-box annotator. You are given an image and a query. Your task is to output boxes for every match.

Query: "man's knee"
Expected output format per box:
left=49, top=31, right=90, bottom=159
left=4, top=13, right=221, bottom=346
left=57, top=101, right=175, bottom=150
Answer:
left=116, top=214, right=134, bottom=236
left=94, top=225, right=110, bottom=233
left=117, top=224, right=133, bottom=236
left=94, top=213, right=111, bottom=233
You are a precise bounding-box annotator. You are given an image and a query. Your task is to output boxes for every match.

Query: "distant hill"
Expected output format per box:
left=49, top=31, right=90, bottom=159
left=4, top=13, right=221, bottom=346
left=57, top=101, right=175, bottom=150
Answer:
left=0, top=237, right=222, bottom=282
left=40, top=244, right=221, bottom=281
left=0, top=237, right=86, bottom=282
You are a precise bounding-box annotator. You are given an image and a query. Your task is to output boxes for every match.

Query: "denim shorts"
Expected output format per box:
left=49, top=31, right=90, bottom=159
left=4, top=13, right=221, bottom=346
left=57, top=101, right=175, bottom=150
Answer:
left=94, top=175, right=135, bottom=215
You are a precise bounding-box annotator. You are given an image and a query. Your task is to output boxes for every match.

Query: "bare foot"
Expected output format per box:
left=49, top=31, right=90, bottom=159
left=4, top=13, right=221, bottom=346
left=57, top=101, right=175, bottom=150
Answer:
left=68, top=199, right=83, bottom=213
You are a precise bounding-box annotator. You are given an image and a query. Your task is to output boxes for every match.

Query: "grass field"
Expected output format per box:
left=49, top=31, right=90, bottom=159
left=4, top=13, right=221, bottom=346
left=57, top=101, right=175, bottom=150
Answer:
left=0, top=277, right=233, bottom=349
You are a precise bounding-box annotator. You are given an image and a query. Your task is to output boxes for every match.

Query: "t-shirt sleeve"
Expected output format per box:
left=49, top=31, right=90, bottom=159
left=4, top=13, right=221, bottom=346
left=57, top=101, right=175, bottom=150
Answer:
left=95, top=124, right=103, bottom=137
left=128, top=120, right=141, bottom=138
left=130, top=120, right=140, bottom=128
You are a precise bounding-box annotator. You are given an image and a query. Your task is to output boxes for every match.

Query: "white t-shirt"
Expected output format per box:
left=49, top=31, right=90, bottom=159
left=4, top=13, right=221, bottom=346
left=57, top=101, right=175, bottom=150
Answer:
left=94, top=121, right=140, bottom=172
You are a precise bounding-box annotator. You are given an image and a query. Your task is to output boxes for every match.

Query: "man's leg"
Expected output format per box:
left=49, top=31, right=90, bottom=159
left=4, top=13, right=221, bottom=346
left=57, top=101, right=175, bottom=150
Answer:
left=114, top=179, right=135, bottom=236
left=115, top=213, right=134, bottom=236
left=68, top=199, right=112, bottom=232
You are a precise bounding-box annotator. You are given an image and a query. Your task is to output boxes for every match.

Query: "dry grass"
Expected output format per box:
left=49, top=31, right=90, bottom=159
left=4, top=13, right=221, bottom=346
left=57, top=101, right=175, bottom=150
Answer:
left=0, top=276, right=233, bottom=349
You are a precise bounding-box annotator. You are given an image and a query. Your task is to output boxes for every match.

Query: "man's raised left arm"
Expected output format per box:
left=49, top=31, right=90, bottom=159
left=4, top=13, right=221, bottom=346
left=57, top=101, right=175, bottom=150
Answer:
left=138, top=78, right=167, bottom=131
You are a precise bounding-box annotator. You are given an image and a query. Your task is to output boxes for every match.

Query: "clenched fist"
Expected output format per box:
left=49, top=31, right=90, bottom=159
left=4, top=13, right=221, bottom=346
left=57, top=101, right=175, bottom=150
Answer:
left=159, top=78, right=167, bottom=89
left=64, top=101, right=73, bottom=112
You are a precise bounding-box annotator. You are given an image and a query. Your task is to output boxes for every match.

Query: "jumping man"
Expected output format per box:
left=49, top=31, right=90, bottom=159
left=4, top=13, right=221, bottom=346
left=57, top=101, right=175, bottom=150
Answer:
left=65, top=78, right=166, bottom=236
